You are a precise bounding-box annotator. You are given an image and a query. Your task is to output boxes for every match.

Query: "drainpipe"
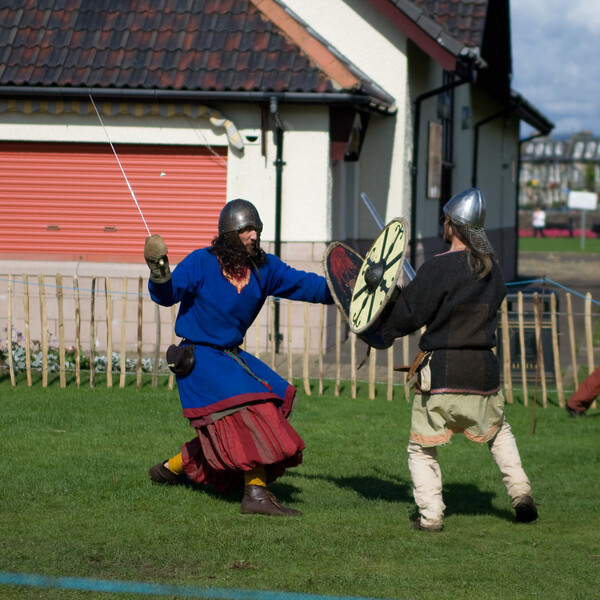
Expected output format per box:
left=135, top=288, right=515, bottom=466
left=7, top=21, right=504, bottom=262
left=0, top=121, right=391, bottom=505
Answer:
left=270, top=96, right=285, bottom=352
left=471, top=109, right=508, bottom=187
left=410, top=78, right=469, bottom=267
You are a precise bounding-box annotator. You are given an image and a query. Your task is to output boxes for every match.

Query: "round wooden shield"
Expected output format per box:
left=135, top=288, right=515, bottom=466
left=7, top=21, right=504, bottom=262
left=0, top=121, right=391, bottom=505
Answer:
left=322, top=241, right=363, bottom=325
left=349, top=218, right=408, bottom=335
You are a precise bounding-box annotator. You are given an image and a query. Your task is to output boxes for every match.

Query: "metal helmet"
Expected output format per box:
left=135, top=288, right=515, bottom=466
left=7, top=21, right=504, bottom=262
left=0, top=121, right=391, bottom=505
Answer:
left=442, top=187, right=494, bottom=255
left=443, top=187, right=485, bottom=227
left=218, top=199, right=263, bottom=236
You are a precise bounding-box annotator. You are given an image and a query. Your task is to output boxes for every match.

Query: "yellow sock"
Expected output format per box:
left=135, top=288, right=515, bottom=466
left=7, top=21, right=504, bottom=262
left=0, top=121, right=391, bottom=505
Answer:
left=244, top=465, right=267, bottom=487
left=166, top=452, right=184, bottom=475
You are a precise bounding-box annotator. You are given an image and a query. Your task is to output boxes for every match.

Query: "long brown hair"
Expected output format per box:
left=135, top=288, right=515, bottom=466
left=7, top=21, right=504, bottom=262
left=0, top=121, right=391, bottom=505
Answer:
left=451, top=222, right=492, bottom=279
left=209, top=232, right=267, bottom=276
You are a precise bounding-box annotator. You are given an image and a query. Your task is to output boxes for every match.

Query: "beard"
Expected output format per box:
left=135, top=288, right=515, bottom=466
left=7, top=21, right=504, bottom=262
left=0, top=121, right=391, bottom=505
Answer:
left=246, top=239, right=258, bottom=257
left=211, top=232, right=267, bottom=274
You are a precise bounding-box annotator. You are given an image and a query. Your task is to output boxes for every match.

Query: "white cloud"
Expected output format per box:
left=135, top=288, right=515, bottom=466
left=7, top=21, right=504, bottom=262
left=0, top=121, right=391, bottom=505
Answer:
left=510, top=0, right=600, bottom=136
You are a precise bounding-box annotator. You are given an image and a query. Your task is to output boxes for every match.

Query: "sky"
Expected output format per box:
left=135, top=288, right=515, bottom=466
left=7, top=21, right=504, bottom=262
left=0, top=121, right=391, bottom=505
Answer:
left=510, top=0, right=600, bottom=139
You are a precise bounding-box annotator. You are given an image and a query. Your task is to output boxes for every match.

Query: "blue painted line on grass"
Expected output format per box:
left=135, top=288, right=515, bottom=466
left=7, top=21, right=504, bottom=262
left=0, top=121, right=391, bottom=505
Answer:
left=0, top=572, right=401, bottom=600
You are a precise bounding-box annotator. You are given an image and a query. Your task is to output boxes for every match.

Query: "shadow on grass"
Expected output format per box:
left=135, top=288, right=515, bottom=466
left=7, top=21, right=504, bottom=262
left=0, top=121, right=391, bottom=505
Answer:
left=288, top=469, right=413, bottom=503
left=172, top=478, right=303, bottom=507
left=291, top=470, right=514, bottom=521
left=440, top=482, right=513, bottom=521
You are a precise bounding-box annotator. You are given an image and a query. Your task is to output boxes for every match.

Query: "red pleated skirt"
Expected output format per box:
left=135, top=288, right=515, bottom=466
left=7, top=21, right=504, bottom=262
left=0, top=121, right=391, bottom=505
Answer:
left=180, top=401, right=304, bottom=493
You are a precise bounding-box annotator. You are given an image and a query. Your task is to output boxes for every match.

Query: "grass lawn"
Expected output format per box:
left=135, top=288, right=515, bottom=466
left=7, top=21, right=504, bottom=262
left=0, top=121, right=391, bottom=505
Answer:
left=519, top=235, right=600, bottom=253
left=1, top=375, right=599, bottom=600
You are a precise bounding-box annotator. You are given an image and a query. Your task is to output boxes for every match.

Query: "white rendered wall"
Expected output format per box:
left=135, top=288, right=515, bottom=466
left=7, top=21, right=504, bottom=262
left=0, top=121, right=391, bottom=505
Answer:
left=282, top=0, right=410, bottom=234
left=224, top=105, right=332, bottom=244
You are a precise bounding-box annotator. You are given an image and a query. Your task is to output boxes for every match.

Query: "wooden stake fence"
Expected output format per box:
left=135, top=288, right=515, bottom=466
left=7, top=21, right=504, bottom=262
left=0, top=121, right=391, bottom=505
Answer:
left=0, top=274, right=598, bottom=411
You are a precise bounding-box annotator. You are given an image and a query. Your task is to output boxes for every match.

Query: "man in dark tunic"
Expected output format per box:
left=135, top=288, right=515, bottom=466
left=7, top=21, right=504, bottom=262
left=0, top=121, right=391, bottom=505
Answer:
left=382, top=188, right=538, bottom=531
left=144, top=199, right=333, bottom=516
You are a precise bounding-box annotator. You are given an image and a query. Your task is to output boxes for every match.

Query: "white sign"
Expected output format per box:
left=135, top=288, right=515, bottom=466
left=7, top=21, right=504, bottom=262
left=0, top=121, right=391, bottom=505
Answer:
left=568, top=191, right=598, bottom=210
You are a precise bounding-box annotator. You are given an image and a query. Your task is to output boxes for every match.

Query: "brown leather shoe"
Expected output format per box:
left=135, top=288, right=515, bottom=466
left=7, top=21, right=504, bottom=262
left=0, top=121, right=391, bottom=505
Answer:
left=566, top=405, right=586, bottom=417
left=240, top=485, right=301, bottom=517
left=148, top=461, right=184, bottom=485
left=514, top=495, right=538, bottom=523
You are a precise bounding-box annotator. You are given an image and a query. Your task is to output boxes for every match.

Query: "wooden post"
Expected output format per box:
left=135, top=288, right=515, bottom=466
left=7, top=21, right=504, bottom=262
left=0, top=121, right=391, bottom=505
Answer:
left=533, top=292, right=547, bottom=408
left=56, top=274, right=66, bottom=388
left=350, top=332, right=357, bottom=399
left=39, top=274, right=48, bottom=388
left=105, top=277, right=113, bottom=388
left=500, top=298, right=513, bottom=404
left=74, top=275, right=81, bottom=388
left=23, top=274, right=32, bottom=386
left=89, top=276, right=96, bottom=388
left=550, top=292, right=564, bottom=407
left=136, top=276, right=143, bottom=389
left=303, top=302, right=311, bottom=396
left=584, top=293, right=597, bottom=410
left=387, top=345, right=394, bottom=402
left=403, top=335, right=410, bottom=403
left=152, top=303, right=160, bottom=387
left=335, top=310, right=341, bottom=397
left=7, top=274, right=15, bottom=386
left=517, top=291, right=528, bottom=405
left=120, top=277, right=127, bottom=388
left=566, top=293, right=578, bottom=388
left=287, top=301, right=292, bottom=385
left=318, top=304, right=324, bottom=396
left=585, top=292, right=594, bottom=376
left=368, top=346, right=376, bottom=400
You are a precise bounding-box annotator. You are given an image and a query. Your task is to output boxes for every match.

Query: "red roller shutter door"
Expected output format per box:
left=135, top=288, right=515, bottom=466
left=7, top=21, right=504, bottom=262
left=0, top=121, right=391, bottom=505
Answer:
left=0, top=142, right=227, bottom=262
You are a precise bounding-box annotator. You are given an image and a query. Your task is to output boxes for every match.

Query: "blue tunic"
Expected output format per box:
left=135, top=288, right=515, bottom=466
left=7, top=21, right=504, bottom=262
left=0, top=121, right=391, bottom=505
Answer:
left=149, top=248, right=334, bottom=419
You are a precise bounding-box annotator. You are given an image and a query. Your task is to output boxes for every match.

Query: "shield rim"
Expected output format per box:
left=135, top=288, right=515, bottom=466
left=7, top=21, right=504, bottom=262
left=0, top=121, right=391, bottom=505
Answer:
left=349, top=217, right=409, bottom=335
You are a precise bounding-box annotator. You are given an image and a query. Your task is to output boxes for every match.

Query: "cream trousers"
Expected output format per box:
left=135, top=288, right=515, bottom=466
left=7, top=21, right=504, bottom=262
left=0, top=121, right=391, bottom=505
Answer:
left=408, top=420, right=532, bottom=530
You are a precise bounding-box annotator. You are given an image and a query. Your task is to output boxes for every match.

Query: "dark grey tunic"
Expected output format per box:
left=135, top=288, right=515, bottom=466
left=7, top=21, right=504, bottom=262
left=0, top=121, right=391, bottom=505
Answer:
left=382, top=250, right=507, bottom=394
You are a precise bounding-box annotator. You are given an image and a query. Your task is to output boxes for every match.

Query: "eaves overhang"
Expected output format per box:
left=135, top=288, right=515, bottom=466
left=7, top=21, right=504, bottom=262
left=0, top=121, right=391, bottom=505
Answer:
left=250, top=0, right=397, bottom=114
left=511, top=90, right=554, bottom=136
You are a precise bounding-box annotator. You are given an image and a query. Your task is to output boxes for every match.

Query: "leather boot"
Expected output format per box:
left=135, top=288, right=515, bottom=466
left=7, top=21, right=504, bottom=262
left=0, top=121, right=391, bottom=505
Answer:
left=514, top=495, right=538, bottom=523
left=240, top=485, right=301, bottom=517
left=148, top=461, right=185, bottom=485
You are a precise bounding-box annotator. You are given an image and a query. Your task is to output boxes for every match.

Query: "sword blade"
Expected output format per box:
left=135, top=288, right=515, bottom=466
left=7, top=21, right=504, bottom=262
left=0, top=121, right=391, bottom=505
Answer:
left=89, top=95, right=151, bottom=237
left=360, top=192, right=386, bottom=230
left=360, top=192, right=416, bottom=281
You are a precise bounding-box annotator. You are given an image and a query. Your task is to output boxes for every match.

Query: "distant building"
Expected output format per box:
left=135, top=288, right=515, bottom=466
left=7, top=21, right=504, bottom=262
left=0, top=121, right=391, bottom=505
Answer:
left=519, top=131, right=600, bottom=207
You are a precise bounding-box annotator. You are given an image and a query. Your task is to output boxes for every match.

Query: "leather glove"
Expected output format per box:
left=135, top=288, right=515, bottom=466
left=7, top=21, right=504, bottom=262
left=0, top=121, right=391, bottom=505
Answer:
left=144, top=234, right=171, bottom=283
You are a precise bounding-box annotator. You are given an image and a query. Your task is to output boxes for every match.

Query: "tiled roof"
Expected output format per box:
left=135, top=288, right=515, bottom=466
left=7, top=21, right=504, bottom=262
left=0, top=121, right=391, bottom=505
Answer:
left=411, top=0, right=487, bottom=48
left=0, top=0, right=394, bottom=111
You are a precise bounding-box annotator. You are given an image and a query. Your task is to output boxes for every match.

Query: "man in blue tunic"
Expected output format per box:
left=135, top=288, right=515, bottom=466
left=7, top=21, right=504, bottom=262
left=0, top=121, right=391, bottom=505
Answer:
left=144, top=199, right=334, bottom=516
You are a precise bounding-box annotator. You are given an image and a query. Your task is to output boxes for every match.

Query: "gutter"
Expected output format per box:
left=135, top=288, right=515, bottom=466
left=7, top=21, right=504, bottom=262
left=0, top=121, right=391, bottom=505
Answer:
left=0, top=86, right=397, bottom=116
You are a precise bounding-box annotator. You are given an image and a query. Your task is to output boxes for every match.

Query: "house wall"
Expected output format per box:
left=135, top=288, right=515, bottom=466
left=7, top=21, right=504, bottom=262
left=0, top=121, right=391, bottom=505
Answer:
left=282, top=0, right=411, bottom=242
left=405, top=44, right=520, bottom=280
